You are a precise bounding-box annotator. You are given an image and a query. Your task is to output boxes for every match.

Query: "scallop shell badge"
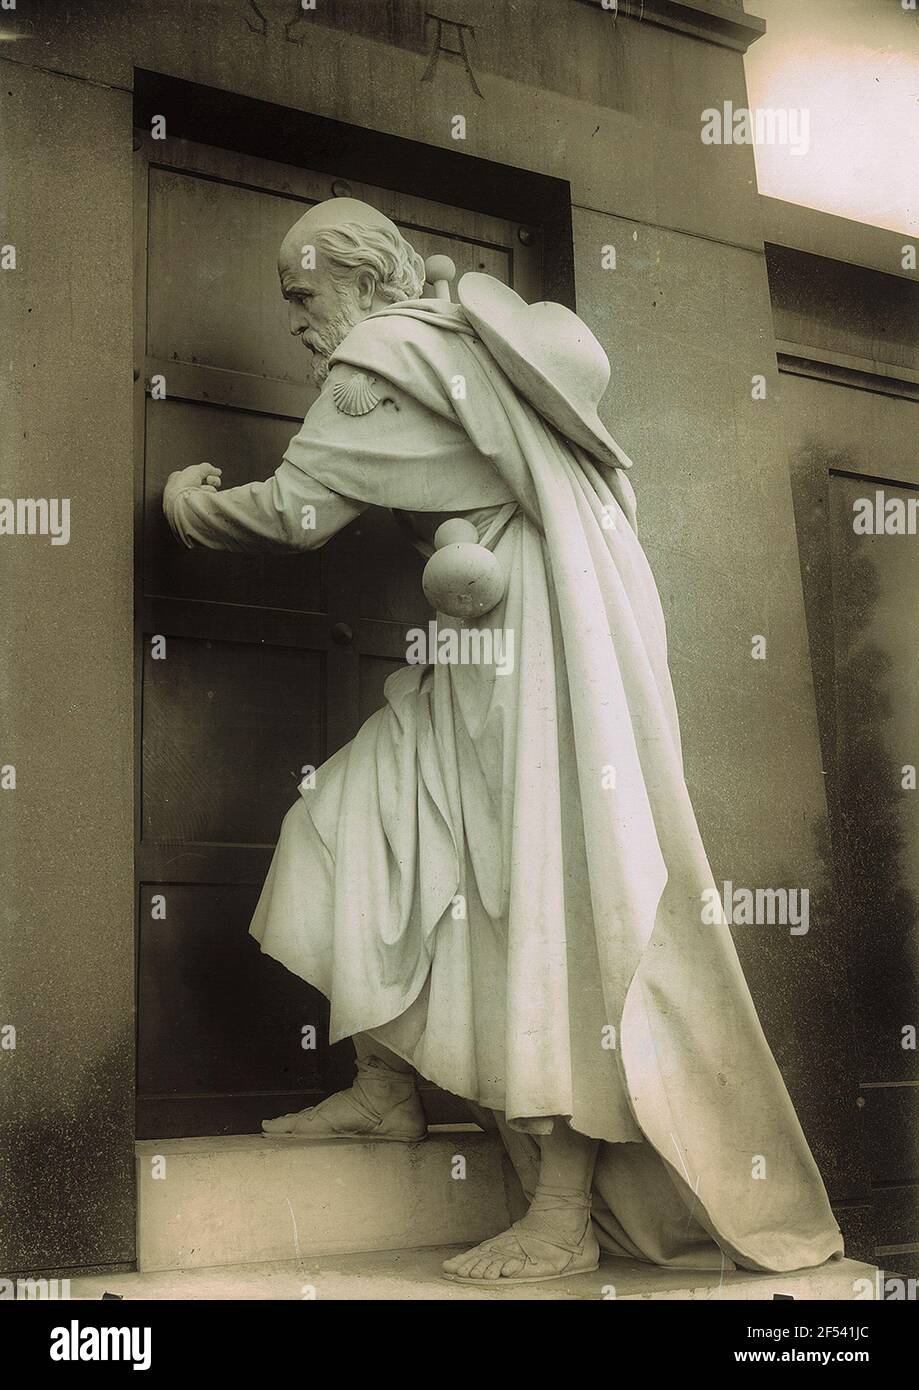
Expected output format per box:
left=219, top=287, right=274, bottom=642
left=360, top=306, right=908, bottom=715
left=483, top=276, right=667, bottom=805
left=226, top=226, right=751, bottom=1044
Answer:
left=332, top=370, right=382, bottom=416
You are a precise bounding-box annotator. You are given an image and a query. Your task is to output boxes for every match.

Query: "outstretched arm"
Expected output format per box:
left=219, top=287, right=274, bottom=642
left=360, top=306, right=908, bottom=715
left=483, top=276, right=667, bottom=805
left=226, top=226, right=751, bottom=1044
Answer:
left=163, top=458, right=366, bottom=552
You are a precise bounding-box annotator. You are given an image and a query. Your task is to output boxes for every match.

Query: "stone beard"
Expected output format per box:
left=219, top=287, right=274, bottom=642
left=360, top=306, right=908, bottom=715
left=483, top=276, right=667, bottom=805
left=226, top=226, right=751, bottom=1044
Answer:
left=303, top=293, right=365, bottom=384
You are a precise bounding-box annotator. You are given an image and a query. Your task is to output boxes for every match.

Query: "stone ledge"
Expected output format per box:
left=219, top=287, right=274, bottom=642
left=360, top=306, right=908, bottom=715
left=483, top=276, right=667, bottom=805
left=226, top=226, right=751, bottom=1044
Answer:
left=580, top=0, right=766, bottom=53
left=136, top=1129, right=510, bottom=1273
left=72, top=1248, right=878, bottom=1302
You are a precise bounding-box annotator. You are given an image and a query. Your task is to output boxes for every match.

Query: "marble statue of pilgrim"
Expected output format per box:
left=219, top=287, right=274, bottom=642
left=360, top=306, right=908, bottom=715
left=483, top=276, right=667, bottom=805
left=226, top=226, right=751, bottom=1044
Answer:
left=164, top=198, right=843, bottom=1285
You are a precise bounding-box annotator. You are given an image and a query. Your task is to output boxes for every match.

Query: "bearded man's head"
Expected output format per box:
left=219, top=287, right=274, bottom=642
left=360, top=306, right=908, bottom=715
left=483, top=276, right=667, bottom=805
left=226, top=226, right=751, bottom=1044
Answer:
left=278, top=198, right=426, bottom=383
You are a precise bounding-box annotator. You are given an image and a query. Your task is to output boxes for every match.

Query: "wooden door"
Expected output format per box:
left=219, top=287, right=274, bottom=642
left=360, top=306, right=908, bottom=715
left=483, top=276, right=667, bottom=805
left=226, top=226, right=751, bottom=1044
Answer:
left=134, top=135, right=541, bottom=1137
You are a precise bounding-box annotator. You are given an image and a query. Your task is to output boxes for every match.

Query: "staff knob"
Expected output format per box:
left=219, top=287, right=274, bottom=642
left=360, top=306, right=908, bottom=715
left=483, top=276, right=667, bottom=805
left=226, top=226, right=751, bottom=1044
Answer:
left=425, top=254, right=457, bottom=302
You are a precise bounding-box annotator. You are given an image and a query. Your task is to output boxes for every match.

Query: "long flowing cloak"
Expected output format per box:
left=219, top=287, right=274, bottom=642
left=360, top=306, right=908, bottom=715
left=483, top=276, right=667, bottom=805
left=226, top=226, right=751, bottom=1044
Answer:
left=250, top=300, right=843, bottom=1273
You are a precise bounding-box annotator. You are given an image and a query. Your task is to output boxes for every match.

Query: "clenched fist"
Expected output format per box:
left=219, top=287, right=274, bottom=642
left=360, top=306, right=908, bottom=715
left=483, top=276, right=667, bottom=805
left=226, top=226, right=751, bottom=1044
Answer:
left=164, top=462, right=223, bottom=509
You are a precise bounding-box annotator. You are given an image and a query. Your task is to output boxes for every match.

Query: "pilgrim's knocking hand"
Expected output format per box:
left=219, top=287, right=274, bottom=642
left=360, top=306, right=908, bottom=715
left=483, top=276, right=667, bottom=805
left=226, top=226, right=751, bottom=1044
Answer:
left=164, top=463, right=223, bottom=508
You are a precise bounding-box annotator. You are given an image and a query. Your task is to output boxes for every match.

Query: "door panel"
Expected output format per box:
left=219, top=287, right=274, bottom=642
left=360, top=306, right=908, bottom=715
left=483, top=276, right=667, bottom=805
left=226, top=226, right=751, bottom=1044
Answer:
left=142, top=636, right=324, bottom=845
left=135, top=134, right=540, bottom=1137
left=830, top=473, right=919, bottom=1078
left=146, top=162, right=514, bottom=381
left=144, top=400, right=322, bottom=610
left=136, top=884, right=354, bottom=1139
left=146, top=169, right=312, bottom=383
left=336, top=508, right=427, bottom=625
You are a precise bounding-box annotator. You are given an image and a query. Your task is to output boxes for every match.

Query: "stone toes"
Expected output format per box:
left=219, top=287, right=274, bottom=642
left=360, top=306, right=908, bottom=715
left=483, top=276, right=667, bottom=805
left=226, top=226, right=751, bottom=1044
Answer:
left=444, top=1250, right=481, bottom=1276
left=444, top=1237, right=530, bottom=1281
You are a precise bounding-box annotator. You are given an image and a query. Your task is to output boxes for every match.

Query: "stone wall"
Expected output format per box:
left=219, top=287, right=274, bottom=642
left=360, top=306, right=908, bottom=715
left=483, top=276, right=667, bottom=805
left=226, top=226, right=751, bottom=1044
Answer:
left=0, top=60, right=136, bottom=1272
left=764, top=200, right=919, bottom=1276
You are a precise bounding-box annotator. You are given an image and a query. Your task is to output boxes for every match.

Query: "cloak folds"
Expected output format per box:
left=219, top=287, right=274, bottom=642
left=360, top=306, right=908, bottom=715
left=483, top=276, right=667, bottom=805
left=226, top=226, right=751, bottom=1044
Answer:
left=249, top=299, right=843, bottom=1273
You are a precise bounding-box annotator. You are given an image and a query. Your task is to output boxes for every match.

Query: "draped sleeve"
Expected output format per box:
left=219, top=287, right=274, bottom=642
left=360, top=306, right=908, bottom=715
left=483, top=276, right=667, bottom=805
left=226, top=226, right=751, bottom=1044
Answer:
left=165, top=460, right=366, bottom=552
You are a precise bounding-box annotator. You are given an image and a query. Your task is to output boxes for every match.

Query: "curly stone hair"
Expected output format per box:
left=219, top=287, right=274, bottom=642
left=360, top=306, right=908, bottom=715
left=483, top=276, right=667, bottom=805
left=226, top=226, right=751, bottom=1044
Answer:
left=315, top=221, right=426, bottom=303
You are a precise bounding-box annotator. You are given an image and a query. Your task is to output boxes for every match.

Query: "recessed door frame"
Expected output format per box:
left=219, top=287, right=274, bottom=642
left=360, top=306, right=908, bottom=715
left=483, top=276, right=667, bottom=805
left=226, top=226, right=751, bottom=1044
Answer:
left=131, top=78, right=574, bottom=1140
left=133, top=69, right=576, bottom=308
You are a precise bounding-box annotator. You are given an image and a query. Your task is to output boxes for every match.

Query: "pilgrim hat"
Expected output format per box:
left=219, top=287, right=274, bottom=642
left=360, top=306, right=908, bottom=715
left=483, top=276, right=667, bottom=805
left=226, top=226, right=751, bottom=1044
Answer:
left=457, top=272, right=632, bottom=469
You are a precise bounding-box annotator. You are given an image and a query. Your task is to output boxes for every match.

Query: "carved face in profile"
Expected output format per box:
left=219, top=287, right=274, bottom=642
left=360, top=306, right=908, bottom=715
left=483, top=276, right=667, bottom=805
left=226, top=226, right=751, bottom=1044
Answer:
left=278, top=200, right=426, bottom=386
left=277, top=242, right=369, bottom=386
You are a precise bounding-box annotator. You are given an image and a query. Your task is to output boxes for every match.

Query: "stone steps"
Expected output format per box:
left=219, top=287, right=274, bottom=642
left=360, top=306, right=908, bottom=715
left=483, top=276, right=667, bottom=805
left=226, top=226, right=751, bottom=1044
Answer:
left=136, top=1126, right=511, bottom=1273
left=133, top=1127, right=877, bottom=1301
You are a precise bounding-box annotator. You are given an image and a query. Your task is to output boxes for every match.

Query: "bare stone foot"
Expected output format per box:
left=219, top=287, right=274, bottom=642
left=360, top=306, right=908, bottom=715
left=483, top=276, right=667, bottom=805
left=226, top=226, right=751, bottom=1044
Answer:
left=442, top=1208, right=599, bottom=1284
left=262, top=1062, right=426, bottom=1141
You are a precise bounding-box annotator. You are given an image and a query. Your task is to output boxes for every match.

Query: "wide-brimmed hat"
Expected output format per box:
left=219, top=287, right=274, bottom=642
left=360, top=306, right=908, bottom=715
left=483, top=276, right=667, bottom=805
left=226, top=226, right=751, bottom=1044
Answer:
left=457, top=272, right=632, bottom=469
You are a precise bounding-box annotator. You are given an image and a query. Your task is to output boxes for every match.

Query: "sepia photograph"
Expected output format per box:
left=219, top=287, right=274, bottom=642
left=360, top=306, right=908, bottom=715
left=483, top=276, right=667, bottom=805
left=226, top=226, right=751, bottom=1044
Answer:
left=1, top=0, right=917, bottom=1361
